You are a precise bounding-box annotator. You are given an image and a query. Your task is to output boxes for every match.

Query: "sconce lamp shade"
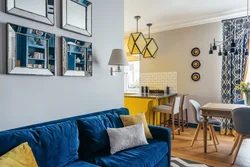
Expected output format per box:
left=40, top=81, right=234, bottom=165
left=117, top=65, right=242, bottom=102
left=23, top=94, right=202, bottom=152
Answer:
left=108, top=49, right=129, bottom=66
left=143, top=38, right=158, bottom=58
left=128, top=32, right=147, bottom=55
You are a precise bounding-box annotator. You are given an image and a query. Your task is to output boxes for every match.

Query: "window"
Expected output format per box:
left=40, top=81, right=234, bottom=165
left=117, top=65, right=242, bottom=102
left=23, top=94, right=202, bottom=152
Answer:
left=124, top=61, right=140, bottom=93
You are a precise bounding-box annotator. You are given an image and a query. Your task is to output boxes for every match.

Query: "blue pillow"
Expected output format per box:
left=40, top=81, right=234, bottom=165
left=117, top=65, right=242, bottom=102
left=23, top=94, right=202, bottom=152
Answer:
left=0, top=121, right=79, bottom=167
left=77, top=110, right=127, bottom=159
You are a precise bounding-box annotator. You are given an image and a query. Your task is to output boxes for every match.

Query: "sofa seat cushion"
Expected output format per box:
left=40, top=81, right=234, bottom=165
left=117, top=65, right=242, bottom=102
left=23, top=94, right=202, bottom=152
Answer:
left=0, top=121, right=79, bottom=167
left=86, top=139, right=168, bottom=167
left=65, top=161, right=101, bottom=167
left=77, top=108, right=129, bottom=158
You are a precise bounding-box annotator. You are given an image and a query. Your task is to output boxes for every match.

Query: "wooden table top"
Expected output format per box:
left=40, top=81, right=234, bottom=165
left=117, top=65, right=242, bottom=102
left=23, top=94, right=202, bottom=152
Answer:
left=201, top=103, right=246, bottom=112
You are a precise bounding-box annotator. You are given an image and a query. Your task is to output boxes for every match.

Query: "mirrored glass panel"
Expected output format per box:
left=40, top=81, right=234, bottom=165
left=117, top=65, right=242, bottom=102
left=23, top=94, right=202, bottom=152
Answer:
left=62, top=37, right=92, bottom=76
left=6, top=0, right=54, bottom=25
left=62, top=0, right=92, bottom=36
left=7, top=23, right=55, bottom=76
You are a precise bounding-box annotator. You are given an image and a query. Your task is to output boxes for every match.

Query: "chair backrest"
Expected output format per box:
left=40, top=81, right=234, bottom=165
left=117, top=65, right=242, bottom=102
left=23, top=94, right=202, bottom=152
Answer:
left=189, top=99, right=202, bottom=124
left=172, top=96, right=181, bottom=114
left=181, top=94, right=189, bottom=110
left=232, top=107, right=250, bottom=136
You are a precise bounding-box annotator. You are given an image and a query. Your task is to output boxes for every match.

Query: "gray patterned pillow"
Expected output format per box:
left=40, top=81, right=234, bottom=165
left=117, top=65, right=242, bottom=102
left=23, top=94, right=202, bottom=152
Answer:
left=107, top=123, right=148, bottom=154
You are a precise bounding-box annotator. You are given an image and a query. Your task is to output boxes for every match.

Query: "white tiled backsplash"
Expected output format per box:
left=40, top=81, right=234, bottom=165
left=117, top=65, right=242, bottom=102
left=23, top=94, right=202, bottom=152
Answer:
left=140, top=72, right=177, bottom=93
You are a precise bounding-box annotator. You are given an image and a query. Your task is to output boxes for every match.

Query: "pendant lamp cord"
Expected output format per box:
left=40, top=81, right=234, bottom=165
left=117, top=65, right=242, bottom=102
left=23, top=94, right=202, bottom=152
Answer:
left=148, top=25, right=150, bottom=38
left=137, top=18, right=138, bottom=32
left=134, top=16, right=141, bottom=33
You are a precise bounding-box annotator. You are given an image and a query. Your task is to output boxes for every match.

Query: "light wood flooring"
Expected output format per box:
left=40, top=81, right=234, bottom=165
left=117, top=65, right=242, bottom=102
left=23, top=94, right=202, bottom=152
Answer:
left=172, top=127, right=250, bottom=167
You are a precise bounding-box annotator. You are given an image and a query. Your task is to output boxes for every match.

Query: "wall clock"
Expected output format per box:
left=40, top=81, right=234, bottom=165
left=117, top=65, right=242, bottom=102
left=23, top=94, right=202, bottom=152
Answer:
left=191, top=72, right=200, bottom=81
left=191, top=60, right=201, bottom=69
left=191, top=47, right=200, bottom=56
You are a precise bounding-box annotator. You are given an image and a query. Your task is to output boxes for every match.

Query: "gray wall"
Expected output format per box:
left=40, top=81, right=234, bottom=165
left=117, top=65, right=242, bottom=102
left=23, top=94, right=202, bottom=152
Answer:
left=0, top=0, right=124, bottom=130
left=140, top=22, right=222, bottom=123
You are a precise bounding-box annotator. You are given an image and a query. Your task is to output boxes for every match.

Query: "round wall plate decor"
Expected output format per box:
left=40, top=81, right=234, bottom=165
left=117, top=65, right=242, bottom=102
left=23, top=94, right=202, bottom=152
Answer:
left=191, top=72, right=200, bottom=81
left=191, top=60, right=201, bottom=69
left=191, top=47, right=200, bottom=56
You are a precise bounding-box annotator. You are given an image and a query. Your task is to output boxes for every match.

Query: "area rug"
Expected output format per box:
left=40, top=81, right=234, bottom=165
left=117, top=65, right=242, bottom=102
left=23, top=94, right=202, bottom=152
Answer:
left=171, top=157, right=211, bottom=167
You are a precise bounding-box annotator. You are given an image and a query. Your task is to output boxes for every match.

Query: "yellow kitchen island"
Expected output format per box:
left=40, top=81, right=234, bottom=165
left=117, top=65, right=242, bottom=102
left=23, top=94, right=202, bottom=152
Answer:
left=124, top=93, right=177, bottom=125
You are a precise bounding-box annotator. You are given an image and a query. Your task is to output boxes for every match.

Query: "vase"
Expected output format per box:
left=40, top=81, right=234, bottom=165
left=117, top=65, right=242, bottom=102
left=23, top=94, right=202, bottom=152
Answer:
left=245, top=92, right=250, bottom=106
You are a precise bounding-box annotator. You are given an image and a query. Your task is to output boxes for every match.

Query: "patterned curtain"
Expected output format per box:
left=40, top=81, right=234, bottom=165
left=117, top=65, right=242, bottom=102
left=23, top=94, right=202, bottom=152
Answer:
left=221, top=17, right=249, bottom=135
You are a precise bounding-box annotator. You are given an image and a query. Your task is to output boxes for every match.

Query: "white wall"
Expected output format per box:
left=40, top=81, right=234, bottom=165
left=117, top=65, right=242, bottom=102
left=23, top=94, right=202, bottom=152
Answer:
left=140, top=22, right=222, bottom=123
left=0, top=0, right=124, bottom=130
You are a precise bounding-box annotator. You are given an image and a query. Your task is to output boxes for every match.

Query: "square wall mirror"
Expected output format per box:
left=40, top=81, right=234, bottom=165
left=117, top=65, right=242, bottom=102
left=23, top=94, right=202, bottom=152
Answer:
left=62, top=0, right=92, bottom=36
left=62, top=37, right=92, bottom=76
left=6, top=0, right=54, bottom=25
left=7, top=23, right=55, bottom=76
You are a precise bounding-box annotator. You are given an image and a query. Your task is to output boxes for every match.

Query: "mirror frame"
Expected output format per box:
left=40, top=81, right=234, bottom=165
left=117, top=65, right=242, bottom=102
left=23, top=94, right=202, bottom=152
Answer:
left=62, top=0, right=92, bottom=37
left=6, top=0, right=55, bottom=25
left=7, top=23, right=56, bottom=76
left=62, top=36, right=92, bottom=77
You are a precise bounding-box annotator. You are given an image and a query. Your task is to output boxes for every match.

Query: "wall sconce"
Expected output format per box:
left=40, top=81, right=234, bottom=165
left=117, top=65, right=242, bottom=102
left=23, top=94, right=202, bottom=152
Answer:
left=108, top=49, right=129, bottom=75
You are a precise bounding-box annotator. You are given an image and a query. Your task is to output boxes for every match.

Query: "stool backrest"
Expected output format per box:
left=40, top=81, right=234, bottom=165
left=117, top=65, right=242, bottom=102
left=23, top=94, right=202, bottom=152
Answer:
left=189, top=99, right=202, bottom=124
left=181, top=94, right=189, bottom=110
left=173, top=96, right=181, bottom=114
left=232, top=107, right=250, bottom=136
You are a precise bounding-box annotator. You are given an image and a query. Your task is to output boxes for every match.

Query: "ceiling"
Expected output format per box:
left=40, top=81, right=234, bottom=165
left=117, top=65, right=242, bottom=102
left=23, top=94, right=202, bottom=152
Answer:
left=124, top=0, right=248, bottom=36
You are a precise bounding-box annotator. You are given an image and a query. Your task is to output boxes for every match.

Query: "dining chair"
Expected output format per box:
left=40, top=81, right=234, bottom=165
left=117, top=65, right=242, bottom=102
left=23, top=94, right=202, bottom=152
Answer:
left=189, top=100, right=221, bottom=151
left=152, top=96, right=181, bottom=140
left=230, top=107, right=250, bottom=164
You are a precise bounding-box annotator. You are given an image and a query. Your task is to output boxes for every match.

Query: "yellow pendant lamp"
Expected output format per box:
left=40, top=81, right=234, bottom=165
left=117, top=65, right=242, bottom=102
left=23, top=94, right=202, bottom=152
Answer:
left=143, top=23, right=158, bottom=58
left=127, top=16, right=147, bottom=55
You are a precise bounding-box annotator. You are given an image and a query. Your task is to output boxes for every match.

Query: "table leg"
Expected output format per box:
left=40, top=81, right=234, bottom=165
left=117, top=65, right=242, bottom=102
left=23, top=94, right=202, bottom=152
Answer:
left=203, top=115, right=208, bottom=153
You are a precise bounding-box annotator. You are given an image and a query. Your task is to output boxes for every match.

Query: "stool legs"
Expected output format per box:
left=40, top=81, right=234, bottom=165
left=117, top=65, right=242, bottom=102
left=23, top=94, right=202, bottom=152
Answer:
left=178, top=113, right=181, bottom=135
left=172, top=114, right=175, bottom=140
left=181, top=109, right=184, bottom=132
left=185, top=109, right=188, bottom=128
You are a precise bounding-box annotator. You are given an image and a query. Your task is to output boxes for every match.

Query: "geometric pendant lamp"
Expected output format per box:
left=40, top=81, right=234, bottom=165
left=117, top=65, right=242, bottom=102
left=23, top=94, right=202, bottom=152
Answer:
left=127, top=16, right=147, bottom=55
left=143, top=23, right=158, bottom=58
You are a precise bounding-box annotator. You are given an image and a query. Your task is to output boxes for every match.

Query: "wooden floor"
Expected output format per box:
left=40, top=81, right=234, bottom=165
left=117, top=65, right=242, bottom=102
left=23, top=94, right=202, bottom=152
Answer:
left=172, top=127, right=250, bottom=167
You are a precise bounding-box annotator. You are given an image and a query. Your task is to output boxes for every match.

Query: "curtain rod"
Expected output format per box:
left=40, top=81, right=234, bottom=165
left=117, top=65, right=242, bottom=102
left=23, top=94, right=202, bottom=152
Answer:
left=222, top=16, right=248, bottom=22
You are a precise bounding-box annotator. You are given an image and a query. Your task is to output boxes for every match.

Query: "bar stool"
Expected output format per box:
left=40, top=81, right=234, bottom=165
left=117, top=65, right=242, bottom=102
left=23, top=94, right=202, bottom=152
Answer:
left=152, top=96, right=181, bottom=140
left=165, top=94, right=189, bottom=132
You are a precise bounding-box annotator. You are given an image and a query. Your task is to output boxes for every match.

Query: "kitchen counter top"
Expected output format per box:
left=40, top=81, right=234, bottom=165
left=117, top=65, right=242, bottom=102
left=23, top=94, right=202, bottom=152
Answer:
left=124, top=93, right=177, bottom=99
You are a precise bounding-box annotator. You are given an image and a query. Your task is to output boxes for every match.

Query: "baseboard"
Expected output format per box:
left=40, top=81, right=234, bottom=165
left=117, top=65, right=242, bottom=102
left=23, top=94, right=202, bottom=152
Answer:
left=188, top=123, right=220, bottom=132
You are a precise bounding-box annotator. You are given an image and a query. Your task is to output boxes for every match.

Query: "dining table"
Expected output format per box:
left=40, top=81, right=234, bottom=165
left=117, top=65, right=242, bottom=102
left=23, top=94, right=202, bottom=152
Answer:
left=200, top=103, right=246, bottom=153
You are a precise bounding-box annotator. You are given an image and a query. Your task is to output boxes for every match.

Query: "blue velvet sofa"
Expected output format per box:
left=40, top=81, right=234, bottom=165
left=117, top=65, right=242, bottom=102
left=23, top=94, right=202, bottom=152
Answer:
left=0, top=108, right=171, bottom=167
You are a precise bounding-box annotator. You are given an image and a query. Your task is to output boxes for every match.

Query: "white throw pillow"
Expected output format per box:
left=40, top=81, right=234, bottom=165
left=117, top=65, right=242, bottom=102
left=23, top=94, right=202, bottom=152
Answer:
left=107, top=123, right=148, bottom=154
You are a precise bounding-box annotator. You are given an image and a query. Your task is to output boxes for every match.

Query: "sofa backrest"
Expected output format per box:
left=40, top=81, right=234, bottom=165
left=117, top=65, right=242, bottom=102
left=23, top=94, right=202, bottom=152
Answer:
left=77, top=108, right=129, bottom=159
left=0, top=108, right=129, bottom=166
left=0, top=121, right=79, bottom=167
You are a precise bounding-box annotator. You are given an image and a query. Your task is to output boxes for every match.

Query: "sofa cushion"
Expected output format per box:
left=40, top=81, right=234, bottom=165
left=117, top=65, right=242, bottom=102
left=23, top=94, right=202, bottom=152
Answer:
left=0, top=121, right=79, bottom=167
left=86, top=139, right=169, bottom=167
left=65, top=160, right=101, bottom=167
left=107, top=123, right=148, bottom=154
left=77, top=108, right=129, bottom=158
left=0, top=142, right=38, bottom=167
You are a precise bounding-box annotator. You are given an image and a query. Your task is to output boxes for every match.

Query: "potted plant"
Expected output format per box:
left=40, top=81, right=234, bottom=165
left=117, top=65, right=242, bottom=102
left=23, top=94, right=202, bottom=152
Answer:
left=234, top=82, right=250, bottom=105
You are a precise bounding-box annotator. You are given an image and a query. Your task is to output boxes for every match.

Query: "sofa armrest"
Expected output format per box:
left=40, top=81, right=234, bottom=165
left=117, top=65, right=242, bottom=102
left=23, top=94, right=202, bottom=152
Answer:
left=148, top=125, right=171, bottom=142
left=148, top=125, right=171, bottom=167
